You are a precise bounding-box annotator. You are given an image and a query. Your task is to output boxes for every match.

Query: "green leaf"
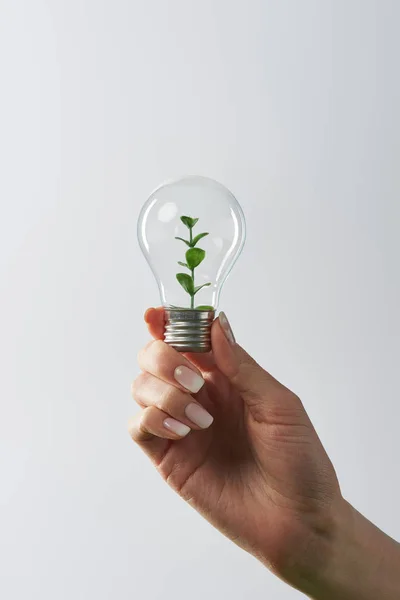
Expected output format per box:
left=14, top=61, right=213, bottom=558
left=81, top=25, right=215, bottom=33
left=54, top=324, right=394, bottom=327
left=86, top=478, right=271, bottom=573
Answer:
left=191, top=232, right=209, bottom=247
left=180, top=216, right=198, bottom=229
left=176, top=273, right=194, bottom=295
left=194, top=282, right=211, bottom=295
left=196, top=305, right=214, bottom=310
left=175, top=236, right=191, bottom=247
left=177, top=261, right=189, bottom=269
left=186, top=247, right=205, bottom=269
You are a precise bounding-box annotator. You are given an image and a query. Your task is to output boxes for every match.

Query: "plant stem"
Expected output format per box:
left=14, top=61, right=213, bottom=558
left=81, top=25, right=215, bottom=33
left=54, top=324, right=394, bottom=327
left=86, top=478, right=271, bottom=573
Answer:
left=190, top=226, right=194, bottom=309
left=190, top=268, right=195, bottom=309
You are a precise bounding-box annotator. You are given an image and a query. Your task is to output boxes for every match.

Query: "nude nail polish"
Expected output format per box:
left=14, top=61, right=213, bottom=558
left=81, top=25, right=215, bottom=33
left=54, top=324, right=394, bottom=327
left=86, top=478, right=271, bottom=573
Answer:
left=185, top=402, right=213, bottom=429
left=219, top=311, right=235, bottom=345
left=163, top=418, right=191, bottom=437
left=174, top=365, right=205, bottom=393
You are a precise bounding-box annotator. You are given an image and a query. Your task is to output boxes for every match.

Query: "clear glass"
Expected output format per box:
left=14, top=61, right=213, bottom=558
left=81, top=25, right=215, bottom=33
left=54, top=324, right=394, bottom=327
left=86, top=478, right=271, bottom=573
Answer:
left=137, top=176, right=246, bottom=311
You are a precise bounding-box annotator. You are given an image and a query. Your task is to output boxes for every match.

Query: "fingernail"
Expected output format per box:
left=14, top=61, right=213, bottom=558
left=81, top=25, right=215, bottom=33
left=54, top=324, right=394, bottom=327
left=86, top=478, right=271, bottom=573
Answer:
left=219, top=311, right=235, bottom=345
left=163, top=418, right=191, bottom=437
left=174, top=365, right=205, bottom=393
left=185, top=403, right=214, bottom=429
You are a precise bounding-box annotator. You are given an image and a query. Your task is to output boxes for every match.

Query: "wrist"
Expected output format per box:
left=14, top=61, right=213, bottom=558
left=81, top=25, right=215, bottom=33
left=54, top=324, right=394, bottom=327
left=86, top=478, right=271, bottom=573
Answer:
left=256, top=496, right=347, bottom=595
left=305, top=497, right=400, bottom=600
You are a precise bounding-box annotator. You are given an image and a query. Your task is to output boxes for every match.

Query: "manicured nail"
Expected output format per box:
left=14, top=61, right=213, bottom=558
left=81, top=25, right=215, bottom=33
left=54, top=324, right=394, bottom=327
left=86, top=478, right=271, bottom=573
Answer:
left=174, top=365, right=205, bottom=393
left=163, top=418, right=191, bottom=437
left=185, top=402, right=214, bottom=429
left=219, top=311, right=235, bottom=345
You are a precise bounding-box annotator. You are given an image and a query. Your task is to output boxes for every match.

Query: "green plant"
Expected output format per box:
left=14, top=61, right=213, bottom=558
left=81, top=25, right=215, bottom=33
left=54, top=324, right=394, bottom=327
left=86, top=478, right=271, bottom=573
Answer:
left=175, top=216, right=211, bottom=309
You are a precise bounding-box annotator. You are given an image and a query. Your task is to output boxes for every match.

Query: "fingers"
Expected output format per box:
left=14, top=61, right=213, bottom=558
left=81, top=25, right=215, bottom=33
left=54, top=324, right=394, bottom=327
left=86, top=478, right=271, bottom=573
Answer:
left=138, top=339, right=205, bottom=394
left=128, top=407, right=186, bottom=464
left=211, top=312, right=279, bottom=395
left=210, top=313, right=239, bottom=379
left=144, top=307, right=165, bottom=340
left=211, top=316, right=266, bottom=402
left=132, top=372, right=214, bottom=430
left=128, top=375, right=214, bottom=463
left=131, top=317, right=215, bottom=462
left=129, top=406, right=191, bottom=441
left=211, top=313, right=302, bottom=418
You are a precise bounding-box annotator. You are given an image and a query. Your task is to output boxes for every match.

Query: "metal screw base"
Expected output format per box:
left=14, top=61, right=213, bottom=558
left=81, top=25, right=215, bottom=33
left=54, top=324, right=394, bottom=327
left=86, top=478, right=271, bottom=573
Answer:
left=164, top=309, right=215, bottom=353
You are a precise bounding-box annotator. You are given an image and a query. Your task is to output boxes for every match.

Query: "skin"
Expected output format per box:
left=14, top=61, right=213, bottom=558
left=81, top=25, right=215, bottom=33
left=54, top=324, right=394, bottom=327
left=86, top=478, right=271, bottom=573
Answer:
left=129, top=308, right=400, bottom=598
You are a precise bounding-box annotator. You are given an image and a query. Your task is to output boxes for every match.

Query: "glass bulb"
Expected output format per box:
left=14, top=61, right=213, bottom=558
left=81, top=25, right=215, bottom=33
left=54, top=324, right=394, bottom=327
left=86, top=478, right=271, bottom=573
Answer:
left=137, top=176, right=246, bottom=352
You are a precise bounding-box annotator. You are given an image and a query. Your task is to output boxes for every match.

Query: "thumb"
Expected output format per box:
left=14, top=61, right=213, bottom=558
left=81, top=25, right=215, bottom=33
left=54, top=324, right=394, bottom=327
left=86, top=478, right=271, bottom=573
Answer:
left=211, top=312, right=299, bottom=413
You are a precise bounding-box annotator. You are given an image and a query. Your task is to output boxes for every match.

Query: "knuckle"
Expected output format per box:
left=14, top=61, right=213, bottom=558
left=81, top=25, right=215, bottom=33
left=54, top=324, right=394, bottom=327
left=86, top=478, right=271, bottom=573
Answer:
left=137, top=340, right=154, bottom=366
left=288, top=391, right=302, bottom=405
left=138, top=409, right=148, bottom=430
left=127, top=420, right=136, bottom=439
left=131, top=373, right=143, bottom=395
left=131, top=372, right=150, bottom=401
left=139, top=406, right=155, bottom=428
left=157, top=386, right=179, bottom=414
left=270, top=385, right=301, bottom=407
left=149, top=339, right=167, bottom=362
left=137, top=348, right=145, bottom=367
left=137, top=408, right=158, bottom=440
left=128, top=413, right=145, bottom=441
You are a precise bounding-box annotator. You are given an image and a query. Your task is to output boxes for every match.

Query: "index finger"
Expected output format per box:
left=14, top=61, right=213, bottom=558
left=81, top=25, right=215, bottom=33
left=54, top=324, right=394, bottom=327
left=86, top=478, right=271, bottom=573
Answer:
left=144, top=307, right=165, bottom=340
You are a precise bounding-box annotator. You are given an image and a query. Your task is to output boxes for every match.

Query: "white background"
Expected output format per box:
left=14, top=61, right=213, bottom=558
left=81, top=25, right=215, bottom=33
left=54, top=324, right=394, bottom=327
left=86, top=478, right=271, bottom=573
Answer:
left=1, top=1, right=399, bottom=598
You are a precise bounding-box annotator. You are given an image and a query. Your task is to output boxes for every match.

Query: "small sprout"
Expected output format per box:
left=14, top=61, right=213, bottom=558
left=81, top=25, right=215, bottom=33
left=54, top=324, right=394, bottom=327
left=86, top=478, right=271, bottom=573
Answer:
left=175, top=216, right=212, bottom=309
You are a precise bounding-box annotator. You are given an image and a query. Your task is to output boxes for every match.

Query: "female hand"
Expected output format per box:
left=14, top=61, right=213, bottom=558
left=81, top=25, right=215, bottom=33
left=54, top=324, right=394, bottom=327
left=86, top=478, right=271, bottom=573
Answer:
left=129, top=308, right=342, bottom=594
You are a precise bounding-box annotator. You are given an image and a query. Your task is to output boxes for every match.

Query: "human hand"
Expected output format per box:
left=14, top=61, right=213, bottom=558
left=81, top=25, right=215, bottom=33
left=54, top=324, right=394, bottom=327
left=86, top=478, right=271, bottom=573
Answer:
left=129, top=308, right=342, bottom=593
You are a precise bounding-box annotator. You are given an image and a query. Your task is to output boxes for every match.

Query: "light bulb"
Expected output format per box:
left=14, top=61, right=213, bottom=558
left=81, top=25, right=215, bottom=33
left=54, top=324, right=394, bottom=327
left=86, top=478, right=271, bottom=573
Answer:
left=138, top=176, right=246, bottom=352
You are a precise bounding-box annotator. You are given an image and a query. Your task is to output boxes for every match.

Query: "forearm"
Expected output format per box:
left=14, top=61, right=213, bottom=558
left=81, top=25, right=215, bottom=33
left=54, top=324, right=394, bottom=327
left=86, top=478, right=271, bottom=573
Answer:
left=309, top=499, right=400, bottom=600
